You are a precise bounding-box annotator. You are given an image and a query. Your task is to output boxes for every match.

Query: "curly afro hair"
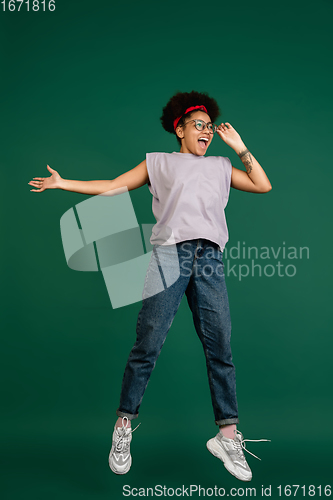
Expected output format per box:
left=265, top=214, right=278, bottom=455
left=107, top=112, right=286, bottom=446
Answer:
left=160, top=90, right=221, bottom=146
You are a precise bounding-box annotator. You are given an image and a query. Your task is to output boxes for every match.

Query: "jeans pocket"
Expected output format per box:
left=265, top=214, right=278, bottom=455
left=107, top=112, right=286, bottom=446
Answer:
left=216, top=249, right=225, bottom=272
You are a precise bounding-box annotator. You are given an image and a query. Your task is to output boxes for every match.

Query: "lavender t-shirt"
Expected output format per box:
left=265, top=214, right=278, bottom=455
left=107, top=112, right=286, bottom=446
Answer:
left=146, top=151, right=232, bottom=253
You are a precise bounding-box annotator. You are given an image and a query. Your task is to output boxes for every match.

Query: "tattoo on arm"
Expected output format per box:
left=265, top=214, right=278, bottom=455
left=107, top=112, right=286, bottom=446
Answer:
left=238, top=148, right=253, bottom=174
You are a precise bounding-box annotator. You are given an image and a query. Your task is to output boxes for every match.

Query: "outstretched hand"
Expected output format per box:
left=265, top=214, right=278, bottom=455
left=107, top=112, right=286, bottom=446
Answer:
left=28, top=165, right=62, bottom=192
left=216, top=122, right=246, bottom=152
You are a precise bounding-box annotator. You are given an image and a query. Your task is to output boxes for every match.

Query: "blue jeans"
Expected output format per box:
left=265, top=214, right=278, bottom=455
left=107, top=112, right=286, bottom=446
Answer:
left=116, top=238, right=239, bottom=426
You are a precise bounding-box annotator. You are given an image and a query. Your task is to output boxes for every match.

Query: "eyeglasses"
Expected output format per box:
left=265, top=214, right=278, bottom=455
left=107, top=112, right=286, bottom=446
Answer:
left=182, top=119, right=218, bottom=134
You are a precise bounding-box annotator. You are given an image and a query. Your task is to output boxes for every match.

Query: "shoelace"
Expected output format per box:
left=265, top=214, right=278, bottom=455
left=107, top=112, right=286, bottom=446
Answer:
left=233, top=429, right=271, bottom=461
left=115, top=416, right=141, bottom=453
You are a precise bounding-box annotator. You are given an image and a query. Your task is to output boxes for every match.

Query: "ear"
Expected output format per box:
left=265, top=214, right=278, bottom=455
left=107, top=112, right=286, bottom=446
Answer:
left=176, top=125, right=184, bottom=140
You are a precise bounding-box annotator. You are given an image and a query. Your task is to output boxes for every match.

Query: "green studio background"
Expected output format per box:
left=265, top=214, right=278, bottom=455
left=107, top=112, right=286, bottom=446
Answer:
left=1, top=0, right=332, bottom=498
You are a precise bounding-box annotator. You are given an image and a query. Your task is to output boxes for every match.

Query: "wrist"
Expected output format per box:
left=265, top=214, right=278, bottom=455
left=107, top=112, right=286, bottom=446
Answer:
left=56, top=178, right=66, bottom=190
left=233, top=142, right=247, bottom=155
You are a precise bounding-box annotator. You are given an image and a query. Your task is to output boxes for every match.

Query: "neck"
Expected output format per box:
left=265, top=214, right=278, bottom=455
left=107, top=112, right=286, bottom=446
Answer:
left=180, top=143, right=190, bottom=154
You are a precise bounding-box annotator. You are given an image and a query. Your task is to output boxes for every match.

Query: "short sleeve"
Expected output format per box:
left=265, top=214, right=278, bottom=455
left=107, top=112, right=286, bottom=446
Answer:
left=146, top=153, right=158, bottom=199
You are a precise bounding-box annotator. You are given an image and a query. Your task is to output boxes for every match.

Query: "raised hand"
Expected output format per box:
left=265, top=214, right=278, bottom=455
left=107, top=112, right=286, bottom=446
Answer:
left=28, top=165, right=62, bottom=192
left=216, top=122, right=246, bottom=153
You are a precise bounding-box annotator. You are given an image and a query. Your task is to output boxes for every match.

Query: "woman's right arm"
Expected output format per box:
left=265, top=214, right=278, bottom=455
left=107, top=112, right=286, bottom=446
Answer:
left=28, top=159, right=149, bottom=195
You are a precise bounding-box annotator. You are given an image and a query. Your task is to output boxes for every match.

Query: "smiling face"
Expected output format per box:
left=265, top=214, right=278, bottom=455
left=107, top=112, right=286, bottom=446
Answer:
left=175, top=110, right=214, bottom=156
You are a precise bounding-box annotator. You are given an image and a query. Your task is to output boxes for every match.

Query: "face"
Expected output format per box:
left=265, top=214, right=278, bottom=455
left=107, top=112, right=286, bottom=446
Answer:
left=176, top=111, right=214, bottom=156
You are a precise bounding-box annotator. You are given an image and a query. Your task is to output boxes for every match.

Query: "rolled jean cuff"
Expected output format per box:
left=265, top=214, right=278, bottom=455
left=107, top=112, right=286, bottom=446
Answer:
left=116, top=409, right=138, bottom=421
left=215, top=417, right=239, bottom=426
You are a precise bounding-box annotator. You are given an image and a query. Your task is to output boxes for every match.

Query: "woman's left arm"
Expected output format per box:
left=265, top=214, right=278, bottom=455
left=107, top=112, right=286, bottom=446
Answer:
left=217, top=122, right=272, bottom=194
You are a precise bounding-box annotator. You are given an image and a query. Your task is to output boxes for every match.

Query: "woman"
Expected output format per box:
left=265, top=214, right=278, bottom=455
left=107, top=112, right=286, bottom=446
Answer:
left=29, top=90, right=271, bottom=481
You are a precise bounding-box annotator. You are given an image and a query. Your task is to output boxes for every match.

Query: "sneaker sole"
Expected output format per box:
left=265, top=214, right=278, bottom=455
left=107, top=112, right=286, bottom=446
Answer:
left=108, top=454, right=132, bottom=475
left=206, top=438, right=252, bottom=482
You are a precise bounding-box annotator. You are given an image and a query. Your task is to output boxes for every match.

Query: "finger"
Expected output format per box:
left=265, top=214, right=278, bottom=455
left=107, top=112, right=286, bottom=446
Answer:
left=30, top=189, right=43, bottom=192
left=32, top=177, right=45, bottom=180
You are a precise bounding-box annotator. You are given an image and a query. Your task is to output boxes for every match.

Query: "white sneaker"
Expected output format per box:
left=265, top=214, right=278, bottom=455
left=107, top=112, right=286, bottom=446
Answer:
left=108, top=417, right=140, bottom=475
left=206, top=429, right=270, bottom=481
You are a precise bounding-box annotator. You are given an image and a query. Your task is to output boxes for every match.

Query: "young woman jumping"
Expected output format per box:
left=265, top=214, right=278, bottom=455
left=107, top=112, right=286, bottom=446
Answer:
left=28, top=90, right=272, bottom=481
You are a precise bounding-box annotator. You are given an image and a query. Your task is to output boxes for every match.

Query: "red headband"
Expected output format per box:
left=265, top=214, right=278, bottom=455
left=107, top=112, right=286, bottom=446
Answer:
left=173, top=105, right=208, bottom=131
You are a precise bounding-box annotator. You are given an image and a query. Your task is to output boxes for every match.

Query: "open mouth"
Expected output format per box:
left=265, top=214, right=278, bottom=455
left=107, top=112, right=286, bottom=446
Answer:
left=198, top=137, right=209, bottom=149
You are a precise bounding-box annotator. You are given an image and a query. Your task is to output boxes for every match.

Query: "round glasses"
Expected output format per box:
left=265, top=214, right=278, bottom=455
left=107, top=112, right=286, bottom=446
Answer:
left=183, top=119, right=218, bottom=134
